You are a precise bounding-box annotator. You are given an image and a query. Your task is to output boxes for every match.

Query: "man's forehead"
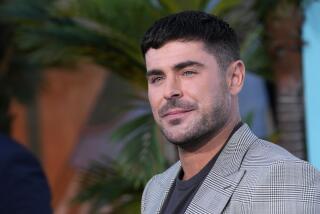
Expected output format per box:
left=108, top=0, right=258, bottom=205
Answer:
left=145, top=41, right=205, bottom=56
left=145, top=41, right=215, bottom=69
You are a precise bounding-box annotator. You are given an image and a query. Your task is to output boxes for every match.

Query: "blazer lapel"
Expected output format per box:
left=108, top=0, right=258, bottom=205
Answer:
left=147, top=162, right=181, bottom=214
left=186, top=124, right=257, bottom=214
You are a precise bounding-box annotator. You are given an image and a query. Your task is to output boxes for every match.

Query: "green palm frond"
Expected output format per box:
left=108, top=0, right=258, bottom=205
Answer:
left=112, top=112, right=167, bottom=188
left=210, top=0, right=242, bottom=15
left=158, top=0, right=211, bottom=12
left=240, top=25, right=271, bottom=78
left=1, top=0, right=161, bottom=87
left=75, top=110, right=166, bottom=212
left=74, top=159, right=141, bottom=213
left=0, top=0, right=53, bottom=21
left=66, top=0, right=165, bottom=38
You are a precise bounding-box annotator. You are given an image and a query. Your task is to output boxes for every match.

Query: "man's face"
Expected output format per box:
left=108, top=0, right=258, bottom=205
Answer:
left=145, top=41, right=231, bottom=147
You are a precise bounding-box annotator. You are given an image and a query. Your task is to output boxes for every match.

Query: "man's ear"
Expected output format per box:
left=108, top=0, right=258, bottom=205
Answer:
left=226, top=60, right=245, bottom=95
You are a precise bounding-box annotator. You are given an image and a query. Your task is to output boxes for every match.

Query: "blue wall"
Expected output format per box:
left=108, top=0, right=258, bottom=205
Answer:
left=302, top=2, right=320, bottom=170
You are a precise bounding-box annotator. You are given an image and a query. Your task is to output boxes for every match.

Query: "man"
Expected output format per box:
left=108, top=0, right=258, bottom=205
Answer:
left=140, top=11, right=320, bottom=214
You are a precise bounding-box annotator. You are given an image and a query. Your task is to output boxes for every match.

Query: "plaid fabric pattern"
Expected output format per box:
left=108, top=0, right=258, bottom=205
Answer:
left=141, top=124, right=320, bottom=214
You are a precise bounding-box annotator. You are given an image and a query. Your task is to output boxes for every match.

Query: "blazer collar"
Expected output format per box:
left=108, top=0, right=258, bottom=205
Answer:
left=186, top=123, right=258, bottom=213
left=151, top=124, right=258, bottom=214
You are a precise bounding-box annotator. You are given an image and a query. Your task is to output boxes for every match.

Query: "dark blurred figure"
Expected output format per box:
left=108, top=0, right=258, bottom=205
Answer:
left=0, top=134, right=52, bottom=213
left=0, top=23, right=52, bottom=213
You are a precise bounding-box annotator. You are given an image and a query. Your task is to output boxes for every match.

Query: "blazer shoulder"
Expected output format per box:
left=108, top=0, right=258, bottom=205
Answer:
left=245, top=139, right=320, bottom=198
left=253, top=158, right=320, bottom=205
left=263, top=157, right=320, bottom=185
left=242, top=138, right=320, bottom=187
left=243, top=139, right=300, bottom=167
left=237, top=139, right=320, bottom=211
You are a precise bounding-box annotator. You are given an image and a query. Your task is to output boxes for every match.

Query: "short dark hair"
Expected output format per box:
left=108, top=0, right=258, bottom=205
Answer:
left=141, top=11, right=240, bottom=71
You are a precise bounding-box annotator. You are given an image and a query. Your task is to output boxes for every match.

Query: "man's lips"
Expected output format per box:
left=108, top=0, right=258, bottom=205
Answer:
left=161, top=108, right=194, bottom=118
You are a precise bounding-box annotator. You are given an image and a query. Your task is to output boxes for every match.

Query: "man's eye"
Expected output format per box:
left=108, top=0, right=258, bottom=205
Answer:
left=150, top=76, right=164, bottom=84
left=183, top=71, right=196, bottom=77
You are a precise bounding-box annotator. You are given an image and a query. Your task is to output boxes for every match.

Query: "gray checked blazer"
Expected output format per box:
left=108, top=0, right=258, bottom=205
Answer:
left=141, top=124, right=320, bottom=214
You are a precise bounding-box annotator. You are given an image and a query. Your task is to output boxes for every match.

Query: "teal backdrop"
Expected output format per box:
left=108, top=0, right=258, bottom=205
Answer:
left=302, top=1, right=320, bottom=170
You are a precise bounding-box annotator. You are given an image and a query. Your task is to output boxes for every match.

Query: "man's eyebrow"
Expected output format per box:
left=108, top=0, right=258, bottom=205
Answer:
left=146, top=60, right=204, bottom=78
left=146, top=69, right=164, bottom=78
left=173, top=60, right=204, bottom=71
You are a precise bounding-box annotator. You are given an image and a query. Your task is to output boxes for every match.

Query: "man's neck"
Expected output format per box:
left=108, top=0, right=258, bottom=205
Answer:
left=178, top=117, right=241, bottom=180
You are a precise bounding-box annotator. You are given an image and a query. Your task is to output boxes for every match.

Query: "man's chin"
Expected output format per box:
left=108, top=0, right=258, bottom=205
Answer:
left=166, top=136, right=198, bottom=149
left=161, top=126, right=218, bottom=150
left=166, top=135, right=185, bottom=144
left=161, top=129, right=187, bottom=144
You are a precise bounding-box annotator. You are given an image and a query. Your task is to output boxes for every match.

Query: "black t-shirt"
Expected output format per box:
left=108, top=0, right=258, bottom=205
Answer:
left=160, top=122, right=242, bottom=214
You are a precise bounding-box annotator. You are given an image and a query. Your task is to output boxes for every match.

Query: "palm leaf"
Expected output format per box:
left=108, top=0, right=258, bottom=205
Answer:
left=1, top=0, right=155, bottom=87
left=158, top=0, right=211, bottom=12
left=112, top=112, right=167, bottom=188
left=240, top=25, right=271, bottom=78
left=74, top=159, right=141, bottom=213
left=210, top=0, right=242, bottom=15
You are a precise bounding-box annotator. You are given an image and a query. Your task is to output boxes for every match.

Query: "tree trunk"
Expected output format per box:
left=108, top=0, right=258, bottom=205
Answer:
left=266, top=1, right=306, bottom=159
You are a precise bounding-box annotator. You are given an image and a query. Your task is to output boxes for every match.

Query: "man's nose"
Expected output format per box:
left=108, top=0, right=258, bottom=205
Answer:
left=163, top=78, right=182, bottom=100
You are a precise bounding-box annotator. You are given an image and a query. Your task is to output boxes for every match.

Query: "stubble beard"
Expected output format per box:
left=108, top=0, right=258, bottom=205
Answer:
left=159, top=91, right=231, bottom=150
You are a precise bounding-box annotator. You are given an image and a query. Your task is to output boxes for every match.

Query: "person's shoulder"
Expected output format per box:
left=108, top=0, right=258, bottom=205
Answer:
left=0, top=133, right=29, bottom=153
left=0, top=133, right=38, bottom=167
left=237, top=139, right=320, bottom=208
left=243, top=138, right=320, bottom=184
left=243, top=138, right=301, bottom=167
left=0, top=133, right=18, bottom=149
left=0, top=133, right=52, bottom=213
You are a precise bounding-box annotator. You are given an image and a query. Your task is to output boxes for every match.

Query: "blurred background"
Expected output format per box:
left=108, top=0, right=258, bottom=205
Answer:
left=0, top=0, right=319, bottom=213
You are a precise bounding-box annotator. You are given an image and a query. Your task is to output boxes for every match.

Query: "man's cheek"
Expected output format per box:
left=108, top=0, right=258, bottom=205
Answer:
left=150, top=106, right=159, bottom=121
